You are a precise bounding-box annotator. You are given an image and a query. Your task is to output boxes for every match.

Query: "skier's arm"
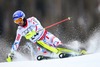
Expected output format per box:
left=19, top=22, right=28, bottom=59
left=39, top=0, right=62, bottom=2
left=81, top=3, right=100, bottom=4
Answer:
left=6, top=30, right=22, bottom=62
left=10, top=31, right=22, bottom=53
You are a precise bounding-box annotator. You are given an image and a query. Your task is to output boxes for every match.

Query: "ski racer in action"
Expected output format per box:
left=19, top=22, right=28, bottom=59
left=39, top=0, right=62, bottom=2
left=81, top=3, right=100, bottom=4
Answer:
left=6, top=10, right=87, bottom=62
left=6, top=10, right=64, bottom=62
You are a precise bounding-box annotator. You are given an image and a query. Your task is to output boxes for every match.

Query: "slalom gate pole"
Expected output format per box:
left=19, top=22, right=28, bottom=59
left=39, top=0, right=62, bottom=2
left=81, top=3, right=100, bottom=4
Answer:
left=45, top=17, right=71, bottom=29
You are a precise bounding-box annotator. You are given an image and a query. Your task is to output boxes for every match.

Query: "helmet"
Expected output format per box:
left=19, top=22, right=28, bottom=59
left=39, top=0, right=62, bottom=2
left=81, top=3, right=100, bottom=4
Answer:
left=13, top=10, right=25, bottom=20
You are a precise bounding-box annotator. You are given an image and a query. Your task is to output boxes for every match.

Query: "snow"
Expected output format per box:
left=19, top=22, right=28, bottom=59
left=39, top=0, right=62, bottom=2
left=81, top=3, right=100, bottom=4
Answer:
left=0, top=52, right=100, bottom=67
left=1, top=23, right=100, bottom=67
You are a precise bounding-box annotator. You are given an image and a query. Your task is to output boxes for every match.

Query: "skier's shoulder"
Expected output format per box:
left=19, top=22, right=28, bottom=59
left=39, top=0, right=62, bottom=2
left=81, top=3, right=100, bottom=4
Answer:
left=15, top=26, right=22, bottom=36
left=27, top=16, right=37, bottom=21
left=27, top=16, right=40, bottom=24
left=17, top=26, right=23, bottom=32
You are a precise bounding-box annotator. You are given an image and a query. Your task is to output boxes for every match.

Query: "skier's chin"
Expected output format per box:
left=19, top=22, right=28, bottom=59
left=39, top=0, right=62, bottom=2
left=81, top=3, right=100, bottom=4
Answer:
left=18, top=23, right=23, bottom=26
left=18, top=24, right=23, bottom=26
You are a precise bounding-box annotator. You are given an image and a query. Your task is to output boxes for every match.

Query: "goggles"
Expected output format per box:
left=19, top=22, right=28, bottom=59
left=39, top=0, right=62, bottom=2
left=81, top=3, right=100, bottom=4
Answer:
left=14, top=18, right=23, bottom=24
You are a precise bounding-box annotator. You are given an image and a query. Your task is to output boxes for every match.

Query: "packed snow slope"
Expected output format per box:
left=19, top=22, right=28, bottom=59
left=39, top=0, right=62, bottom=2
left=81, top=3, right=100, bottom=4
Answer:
left=0, top=52, right=100, bottom=67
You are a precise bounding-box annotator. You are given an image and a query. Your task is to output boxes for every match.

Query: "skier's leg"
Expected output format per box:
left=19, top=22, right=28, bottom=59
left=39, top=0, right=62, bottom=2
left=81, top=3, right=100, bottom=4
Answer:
left=37, top=46, right=48, bottom=55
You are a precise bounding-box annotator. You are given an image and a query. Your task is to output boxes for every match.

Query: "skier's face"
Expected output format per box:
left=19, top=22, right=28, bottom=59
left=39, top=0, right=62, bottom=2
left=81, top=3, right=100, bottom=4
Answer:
left=14, top=18, right=24, bottom=26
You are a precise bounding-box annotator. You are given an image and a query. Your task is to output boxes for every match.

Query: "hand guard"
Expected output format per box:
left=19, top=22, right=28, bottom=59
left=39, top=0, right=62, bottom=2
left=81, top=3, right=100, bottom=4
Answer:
left=6, top=52, right=14, bottom=62
left=80, top=50, right=87, bottom=55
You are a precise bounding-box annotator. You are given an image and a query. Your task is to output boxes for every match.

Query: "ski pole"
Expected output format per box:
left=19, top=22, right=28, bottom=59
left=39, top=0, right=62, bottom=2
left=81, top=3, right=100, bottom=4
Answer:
left=37, top=17, right=71, bottom=32
left=45, top=17, right=71, bottom=29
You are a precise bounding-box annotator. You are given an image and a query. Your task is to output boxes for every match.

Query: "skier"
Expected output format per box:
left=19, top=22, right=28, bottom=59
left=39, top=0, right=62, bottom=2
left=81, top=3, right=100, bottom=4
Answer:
left=6, top=10, right=63, bottom=62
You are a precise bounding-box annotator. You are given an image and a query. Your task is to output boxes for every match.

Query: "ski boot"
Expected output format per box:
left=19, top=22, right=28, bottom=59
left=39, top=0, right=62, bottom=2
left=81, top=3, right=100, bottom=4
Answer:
left=37, top=55, right=51, bottom=61
left=59, top=53, right=71, bottom=58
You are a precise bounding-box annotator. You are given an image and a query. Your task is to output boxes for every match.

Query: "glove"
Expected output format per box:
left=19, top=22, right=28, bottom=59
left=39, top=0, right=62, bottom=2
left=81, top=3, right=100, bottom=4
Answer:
left=80, top=50, right=87, bottom=55
left=6, top=52, right=14, bottom=62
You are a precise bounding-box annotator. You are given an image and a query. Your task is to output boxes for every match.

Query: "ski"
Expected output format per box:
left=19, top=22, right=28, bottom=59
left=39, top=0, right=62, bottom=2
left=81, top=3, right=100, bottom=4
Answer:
left=36, top=40, right=87, bottom=61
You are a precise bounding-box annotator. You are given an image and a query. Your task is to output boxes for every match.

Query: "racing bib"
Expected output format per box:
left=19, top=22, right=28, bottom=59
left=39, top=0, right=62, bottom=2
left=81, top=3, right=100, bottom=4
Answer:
left=25, top=30, right=36, bottom=39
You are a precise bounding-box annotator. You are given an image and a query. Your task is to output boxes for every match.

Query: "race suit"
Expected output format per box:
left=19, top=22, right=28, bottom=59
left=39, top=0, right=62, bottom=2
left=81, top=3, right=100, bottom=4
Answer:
left=11, top=17, right=62, bottom=53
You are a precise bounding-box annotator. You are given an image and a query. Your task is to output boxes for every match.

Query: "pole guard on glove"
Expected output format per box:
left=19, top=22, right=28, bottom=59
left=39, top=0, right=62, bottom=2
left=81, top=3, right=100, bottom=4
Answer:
left=6, top=53, right=14, bottom=62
